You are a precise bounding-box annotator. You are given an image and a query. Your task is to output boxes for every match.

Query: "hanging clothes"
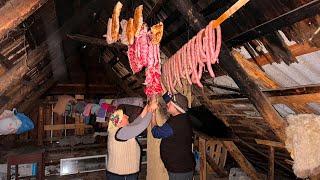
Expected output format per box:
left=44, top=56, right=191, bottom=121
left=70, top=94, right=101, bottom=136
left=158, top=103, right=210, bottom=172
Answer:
left=91, top=104, right=100, bottom=115
left=96, top=108, right=106, bottom=122
left=53, top=95, right=75, bottom=115
left=83, top=103, right=93, bottom=117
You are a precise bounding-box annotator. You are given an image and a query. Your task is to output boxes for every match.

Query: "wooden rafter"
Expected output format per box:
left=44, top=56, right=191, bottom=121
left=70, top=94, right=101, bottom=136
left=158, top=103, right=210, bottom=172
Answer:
left=0, top=0, right=48, bottom=38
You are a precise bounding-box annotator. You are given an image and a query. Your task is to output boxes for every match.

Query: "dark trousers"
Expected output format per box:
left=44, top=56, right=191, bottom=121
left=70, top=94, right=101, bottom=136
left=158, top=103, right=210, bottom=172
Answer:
left=168, top=171, right=194, bottom=180
left=106, top=171, right=138, bottom=180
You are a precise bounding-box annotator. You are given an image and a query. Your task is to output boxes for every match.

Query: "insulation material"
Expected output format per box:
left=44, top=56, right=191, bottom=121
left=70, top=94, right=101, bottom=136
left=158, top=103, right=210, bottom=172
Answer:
left=285, top=114, right=320, bottom=178
left=147, top=102, right=168, bottom=180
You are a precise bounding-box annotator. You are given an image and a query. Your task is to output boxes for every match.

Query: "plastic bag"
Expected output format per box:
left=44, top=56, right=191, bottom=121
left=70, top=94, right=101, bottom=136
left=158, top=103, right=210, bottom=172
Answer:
left=0, top=110, right=21, bottom=135
left=15, top=111, right=34, bottom=134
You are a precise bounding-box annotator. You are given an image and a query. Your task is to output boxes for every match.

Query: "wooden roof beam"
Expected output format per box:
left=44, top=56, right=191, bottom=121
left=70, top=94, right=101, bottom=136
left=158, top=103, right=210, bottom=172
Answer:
left=226, top=0, right=320, bottom=47
left=0, top=0, right=48, bottom=38
left=173, top=0, right=288, bottom=142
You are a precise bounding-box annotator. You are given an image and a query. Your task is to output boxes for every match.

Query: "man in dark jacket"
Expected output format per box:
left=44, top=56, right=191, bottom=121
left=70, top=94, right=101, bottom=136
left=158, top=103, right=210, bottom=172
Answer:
left=151, top=92, right=195, bottom=180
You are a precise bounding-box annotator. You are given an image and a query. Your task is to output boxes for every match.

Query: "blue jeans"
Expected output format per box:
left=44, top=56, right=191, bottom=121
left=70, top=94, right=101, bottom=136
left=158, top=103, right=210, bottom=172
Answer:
left=106, top=171, right=138, bottom=180
left=168, top=171, right=193, bottom=180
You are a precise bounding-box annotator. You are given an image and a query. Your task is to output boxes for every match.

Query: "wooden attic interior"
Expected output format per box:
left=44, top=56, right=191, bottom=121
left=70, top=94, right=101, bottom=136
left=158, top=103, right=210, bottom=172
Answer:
left=0, top=0, right=320, bottom=179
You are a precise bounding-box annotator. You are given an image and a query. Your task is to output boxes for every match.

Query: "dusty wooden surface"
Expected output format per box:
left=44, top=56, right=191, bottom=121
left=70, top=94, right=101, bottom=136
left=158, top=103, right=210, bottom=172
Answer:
left=0, top=0, right=48, bottom=38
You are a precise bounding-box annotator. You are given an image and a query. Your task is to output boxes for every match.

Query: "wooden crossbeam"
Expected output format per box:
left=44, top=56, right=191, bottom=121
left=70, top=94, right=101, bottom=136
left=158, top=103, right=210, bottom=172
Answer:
left=44, top=124, right=92, bottom=131
left=0, top=0, right=48, bottom=38
left=223, top=141, right=261, bottom=180
left=226, top=0, right=320, bottom=47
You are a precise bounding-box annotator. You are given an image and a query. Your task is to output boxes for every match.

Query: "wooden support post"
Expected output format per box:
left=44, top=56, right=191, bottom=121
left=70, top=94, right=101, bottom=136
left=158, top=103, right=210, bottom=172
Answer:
left=199, top=137, right=207, bottom=180
left=0, top=0, right=48, bottom=38
left=38, top=106, right=44, bottom=146
left=173, top=0, right=287, bottom=142
left=223, top=141, right=260, bottom=180
left=269, top=147, right=275, bottom=180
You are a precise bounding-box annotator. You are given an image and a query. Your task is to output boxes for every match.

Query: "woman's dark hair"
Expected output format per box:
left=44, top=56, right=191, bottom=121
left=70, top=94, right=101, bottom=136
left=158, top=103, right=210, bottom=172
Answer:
left=117, top=104, right=143, bottom=123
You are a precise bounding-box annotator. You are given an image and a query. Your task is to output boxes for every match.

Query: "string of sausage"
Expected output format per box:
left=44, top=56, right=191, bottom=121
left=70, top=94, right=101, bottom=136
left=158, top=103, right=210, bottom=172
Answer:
left=162, top=22, right=221, bottom=93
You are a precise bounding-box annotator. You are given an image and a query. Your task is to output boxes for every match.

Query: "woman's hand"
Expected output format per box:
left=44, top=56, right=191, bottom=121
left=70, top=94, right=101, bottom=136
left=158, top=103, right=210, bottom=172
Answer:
left=148, top=100, right=158, bottom=112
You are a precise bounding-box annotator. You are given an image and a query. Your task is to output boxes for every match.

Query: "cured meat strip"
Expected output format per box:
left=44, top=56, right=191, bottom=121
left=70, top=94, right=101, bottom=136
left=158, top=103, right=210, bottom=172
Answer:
left=168, top=60, right=176, bottom=93
left=175, top=51, right=182, bottom=86
left=204, top=24, right=215, bottom=78
left=209, top=22, right=216, bottom=64
left=185, top=43, right=192, bottom=85
left=197, top=29, right=206, bottom=61
left=194, top=36, right=204, bottom=88
left=213, top=24, right=222, bottom=64
left=175, top=53, right=183, bottom=88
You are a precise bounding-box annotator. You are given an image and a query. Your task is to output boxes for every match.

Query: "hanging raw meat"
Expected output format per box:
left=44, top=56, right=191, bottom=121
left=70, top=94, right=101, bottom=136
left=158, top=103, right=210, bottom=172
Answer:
left=127, top=25, right=149, bottom=74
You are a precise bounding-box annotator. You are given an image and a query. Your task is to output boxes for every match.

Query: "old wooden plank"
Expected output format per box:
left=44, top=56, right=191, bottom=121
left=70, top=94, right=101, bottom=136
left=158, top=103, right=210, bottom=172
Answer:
left=269, top=147, right=275, bottom=180
left=226, top=0, right=320, bottom=47
left=199, top=137, right=207, bottom=180
left=232, top=50, right=279, bottom=89
left=38, top=106, right=44, bottom=146
left=44, top=124, right=92, bottom=131
left=222, top=141, right=260, bottom=180
left=255, top=139, right=285, bottom=148
left=0, top=0, right=48, bottom=38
